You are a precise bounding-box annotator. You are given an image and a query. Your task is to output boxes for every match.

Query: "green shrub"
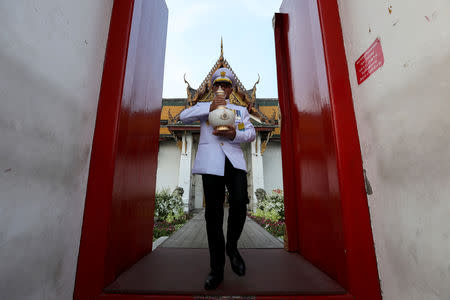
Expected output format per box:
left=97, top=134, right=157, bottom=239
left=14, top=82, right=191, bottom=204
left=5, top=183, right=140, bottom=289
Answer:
left=252, top=208, right=281, bottom=222
left=153, top=187, right=192, bottom=241
left=249, top=188, right=285, bottom=238
left=255, top=188, right=285, bottom=221
left=154, top=188, right=184, bottom=222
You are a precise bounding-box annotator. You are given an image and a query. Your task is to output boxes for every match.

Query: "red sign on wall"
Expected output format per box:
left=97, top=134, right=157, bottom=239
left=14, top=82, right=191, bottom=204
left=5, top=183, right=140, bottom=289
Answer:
left=355, top=38, right=384, bottom=85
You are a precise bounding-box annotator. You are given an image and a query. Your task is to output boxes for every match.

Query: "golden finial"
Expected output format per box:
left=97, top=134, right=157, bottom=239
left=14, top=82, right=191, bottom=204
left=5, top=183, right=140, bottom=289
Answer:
left=220, top=37, right=223, bottom=59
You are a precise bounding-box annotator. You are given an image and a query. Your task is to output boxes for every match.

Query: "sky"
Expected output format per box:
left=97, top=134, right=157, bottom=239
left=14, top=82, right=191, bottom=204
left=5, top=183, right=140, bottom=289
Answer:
left=162, top=0, right=282, bottom=98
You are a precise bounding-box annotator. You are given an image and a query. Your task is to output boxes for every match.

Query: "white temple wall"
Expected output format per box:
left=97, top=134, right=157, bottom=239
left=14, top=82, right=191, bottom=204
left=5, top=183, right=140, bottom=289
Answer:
left=242, top=143, right=254, bottom=210
left=193, top=174, right=204, bottom=209
left=337, top=1, right=450, bottom=299
left=177, top=133, right=193, bottom=212
left=156, top=140, right=181, bottom=193
left=263, top=142, right=284, bottom=194
left=0, top=1, right=113, bottom=299
left=250, top=134, right=265, bottom=210
left=191, top=137, right=204, bottom=209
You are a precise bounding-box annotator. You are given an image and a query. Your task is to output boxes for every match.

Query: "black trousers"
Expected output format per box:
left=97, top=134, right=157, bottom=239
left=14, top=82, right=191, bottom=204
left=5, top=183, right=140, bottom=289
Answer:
left=202, top=158, right=248, bottom=273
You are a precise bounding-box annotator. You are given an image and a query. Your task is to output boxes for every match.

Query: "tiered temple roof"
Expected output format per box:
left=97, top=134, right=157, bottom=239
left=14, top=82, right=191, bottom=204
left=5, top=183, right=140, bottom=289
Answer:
left=183, top=38, right=259, bottom=109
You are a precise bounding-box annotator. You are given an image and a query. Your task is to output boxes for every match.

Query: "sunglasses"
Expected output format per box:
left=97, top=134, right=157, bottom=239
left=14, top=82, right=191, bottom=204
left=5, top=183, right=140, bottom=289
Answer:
left=213, top=82, right=232, bottom=89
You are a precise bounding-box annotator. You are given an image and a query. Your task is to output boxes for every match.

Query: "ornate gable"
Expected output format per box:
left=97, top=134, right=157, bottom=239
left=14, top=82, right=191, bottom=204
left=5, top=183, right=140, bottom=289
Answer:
left=184, top=38, right=260, bottom=111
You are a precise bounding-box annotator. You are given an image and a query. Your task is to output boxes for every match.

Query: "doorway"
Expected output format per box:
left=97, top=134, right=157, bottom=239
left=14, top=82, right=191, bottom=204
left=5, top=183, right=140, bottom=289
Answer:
left=74, top=0, right=381, bottom=299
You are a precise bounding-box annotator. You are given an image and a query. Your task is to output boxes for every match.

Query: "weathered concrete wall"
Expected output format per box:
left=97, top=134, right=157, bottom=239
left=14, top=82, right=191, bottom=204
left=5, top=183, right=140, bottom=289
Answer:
left=337, top=1, right=450, bottom=299
left=0, top=1, right=113, bottom=299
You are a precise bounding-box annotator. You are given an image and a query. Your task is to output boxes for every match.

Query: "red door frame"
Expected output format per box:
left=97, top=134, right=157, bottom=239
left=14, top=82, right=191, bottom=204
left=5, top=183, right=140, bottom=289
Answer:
left=73, top=1, right=135, bottom=299
left=275, top=0, right=381, bottom=299
left=74, top=0, right=381, bottom=299
left=316, top=1, right=381, bottom=298
left=74, top=0, right=169, bottom=299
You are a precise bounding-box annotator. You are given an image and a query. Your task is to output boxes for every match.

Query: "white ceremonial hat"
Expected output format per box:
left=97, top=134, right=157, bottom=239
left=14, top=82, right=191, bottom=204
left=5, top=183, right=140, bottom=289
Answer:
left=211, top=67, right=235, bottom=86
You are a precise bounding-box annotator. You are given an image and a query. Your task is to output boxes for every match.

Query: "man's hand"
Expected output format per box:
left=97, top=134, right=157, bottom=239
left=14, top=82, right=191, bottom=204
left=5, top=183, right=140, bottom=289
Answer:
left=213, top=125, right=236, bottom=140
left=209, top=94, right=227, bottom=112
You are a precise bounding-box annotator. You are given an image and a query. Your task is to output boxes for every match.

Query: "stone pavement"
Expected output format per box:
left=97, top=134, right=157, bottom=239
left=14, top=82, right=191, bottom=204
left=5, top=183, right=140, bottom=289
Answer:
left=159, top=207, right=283, bottom=248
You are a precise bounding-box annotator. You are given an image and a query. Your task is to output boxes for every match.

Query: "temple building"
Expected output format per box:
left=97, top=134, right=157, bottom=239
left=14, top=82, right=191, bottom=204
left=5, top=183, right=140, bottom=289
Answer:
left=156, top=42, right=283, bottom=211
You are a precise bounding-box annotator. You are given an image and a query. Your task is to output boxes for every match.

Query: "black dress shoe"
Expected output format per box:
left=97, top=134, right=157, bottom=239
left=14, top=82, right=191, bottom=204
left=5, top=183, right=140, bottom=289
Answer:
left=226, top=249, right=246, bottom=276
left=204, top=271, right=223, bottom=290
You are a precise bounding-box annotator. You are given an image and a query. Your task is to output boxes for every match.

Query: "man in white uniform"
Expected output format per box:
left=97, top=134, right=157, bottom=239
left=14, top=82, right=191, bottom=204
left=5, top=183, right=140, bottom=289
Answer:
left=180, top=67, right=256, bottom=290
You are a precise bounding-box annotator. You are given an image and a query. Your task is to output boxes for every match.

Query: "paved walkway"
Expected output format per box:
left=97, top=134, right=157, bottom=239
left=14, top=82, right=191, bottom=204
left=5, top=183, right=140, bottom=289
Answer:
left=159, top=207, right=283, bottom=248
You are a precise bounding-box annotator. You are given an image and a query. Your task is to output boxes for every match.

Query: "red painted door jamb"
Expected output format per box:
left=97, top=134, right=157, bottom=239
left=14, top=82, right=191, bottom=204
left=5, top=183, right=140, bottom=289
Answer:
left=73, top=1, right=135, bottom=299
left=316, top=1, right=382, bottom=299
left=274, top=12, right=300, bottom=253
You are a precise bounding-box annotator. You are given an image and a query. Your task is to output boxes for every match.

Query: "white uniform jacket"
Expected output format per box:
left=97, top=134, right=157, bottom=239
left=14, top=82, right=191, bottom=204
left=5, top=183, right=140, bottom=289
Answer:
left=179, top=100, right=256, bottom=176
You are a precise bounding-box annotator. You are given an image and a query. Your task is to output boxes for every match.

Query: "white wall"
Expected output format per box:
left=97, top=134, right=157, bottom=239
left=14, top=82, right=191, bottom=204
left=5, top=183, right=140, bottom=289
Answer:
left=263, top=142, right=284, bottom=193
left=242, top=142, right=254, bottom=209
left=193, top=174, right=204, bottom=209
left=337, top=1, right=450, bottom=299
left=251, top=134, right=265, bottom=207
left=0, top=1, right=113, bottom=299
left=156, top=140, right=181, bottom=193
left=190, top=139, right=204, bottom=209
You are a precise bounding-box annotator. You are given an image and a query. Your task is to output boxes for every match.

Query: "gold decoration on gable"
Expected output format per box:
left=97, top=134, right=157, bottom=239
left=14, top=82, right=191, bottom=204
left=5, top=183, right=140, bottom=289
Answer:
left=197, top=90, right=248, bottom=107
left=261, top=130, right=275, bottom=155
